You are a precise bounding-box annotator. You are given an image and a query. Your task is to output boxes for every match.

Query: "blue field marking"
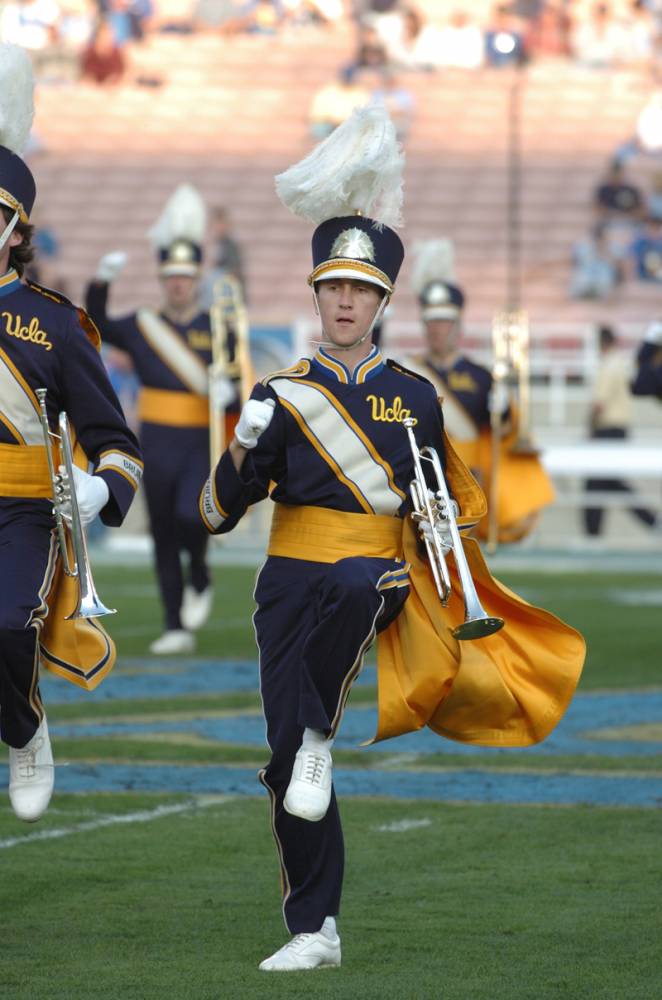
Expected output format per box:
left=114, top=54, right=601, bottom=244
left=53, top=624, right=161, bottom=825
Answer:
left=30, top=660, right=662, bottom=806
left=0, top=760, right=660, bottom=807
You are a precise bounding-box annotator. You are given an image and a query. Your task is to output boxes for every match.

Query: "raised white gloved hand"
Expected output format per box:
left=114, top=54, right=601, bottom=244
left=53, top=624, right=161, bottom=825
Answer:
left=234, top=398, right=276, bottom=449
left=644, top=320, right=662, bottom=345
left=209, top=374, right=236, bottom=412
left=57, top=464, right=110, bottom=526
left=96, top=250, right=128, bottom=283
left=488, top=380, right=510, bottom=416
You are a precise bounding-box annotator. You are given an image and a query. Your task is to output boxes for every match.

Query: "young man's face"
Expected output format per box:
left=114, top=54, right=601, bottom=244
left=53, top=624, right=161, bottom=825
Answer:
left=162, top=273, right=198, bottom=310
left=316, top=278, right=384, bottom=349
left=0, top=212, right=24, bottom=273
left=425, top=317, right=461, bottom=357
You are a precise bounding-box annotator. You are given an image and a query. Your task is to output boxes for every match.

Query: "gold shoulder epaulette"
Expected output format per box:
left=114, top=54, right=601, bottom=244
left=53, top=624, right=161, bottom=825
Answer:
left=26, top=280, right=75, bottom=309
left=26, top=281, right=102, bottom=351
left=386, top=358, right=433, bottom=384
left=262, top=359, right=311, bottom=386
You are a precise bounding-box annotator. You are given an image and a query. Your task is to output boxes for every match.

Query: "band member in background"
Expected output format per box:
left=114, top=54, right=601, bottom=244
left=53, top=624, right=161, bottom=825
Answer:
left=198, top=107, right=585, bottom=972
left=632, top=318, right=662, bottom=399
left=407, top=239, right=554, bottom=543
left=0, top=44, right=142, bottom=822
left=85, top=185, right=240, bottom=655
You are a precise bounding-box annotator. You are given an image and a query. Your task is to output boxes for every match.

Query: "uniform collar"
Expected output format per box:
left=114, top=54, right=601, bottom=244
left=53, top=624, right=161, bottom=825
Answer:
left=313, top=345, right=384, bottom=385
left=0, top=268, right=21, bottom=298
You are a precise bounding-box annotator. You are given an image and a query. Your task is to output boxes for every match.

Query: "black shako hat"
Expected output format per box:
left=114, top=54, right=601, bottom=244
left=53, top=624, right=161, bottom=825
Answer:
left=0, top=145, right=35, bottom=222
left=309, top=214, right=404, bottom=295
left=419, top=279, right=465, bottom=320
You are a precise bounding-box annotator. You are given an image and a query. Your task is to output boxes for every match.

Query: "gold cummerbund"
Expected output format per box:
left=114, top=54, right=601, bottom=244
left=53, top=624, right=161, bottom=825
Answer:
left=0, top=443, right=52, bottom=497
left=267, top=503, right=404, bottom=564
left=138, top=388, right=209, bottom=428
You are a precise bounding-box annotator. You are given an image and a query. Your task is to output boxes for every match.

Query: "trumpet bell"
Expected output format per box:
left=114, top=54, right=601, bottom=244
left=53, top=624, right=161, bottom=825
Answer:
left=66, top=594, right=116, bottom=621
left=452, top=615, right=504, bottom=641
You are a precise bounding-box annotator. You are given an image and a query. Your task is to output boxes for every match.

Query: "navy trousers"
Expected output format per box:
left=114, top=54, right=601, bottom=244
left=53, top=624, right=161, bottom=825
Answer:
left=141, top=425, right=211, bottom=631
left=0, top=500, right=54, bottom=748
left=253, top=554, right=409, bottom=934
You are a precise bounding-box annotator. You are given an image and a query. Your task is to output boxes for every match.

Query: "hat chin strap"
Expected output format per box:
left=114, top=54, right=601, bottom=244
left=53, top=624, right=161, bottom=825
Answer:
left=0, top=209, right=19, bottom=255
left=310, top=292, right=389, bottom=352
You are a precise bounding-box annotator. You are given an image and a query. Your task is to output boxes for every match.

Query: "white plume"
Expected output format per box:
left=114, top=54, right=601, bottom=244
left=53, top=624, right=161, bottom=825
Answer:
left=275, top=104, right=404, bottom=229
left=148, top=184, right=207, bottom=249
left=410, top=239, right=456, bottom=295
left=0, top=44, right=35, bottom=155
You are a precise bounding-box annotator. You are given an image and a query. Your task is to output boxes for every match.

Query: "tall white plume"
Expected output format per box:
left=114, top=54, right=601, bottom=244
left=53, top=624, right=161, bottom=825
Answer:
left=275, top=104, right=404, bottom=229
left=410, top=239, right=456, bottom=295
left=0, top=44, right=35, bottom=155
left=148, top=184, right=207, bottom=249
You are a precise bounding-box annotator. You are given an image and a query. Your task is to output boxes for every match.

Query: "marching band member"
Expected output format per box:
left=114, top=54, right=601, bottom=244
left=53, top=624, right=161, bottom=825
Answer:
left=407, top=240, right=554, bottom=543
left=199, top=107, right=585, bottom=971
left=0, top=45, right=142, bottom=822
left=85, top=186, right=240, bottom=655
left=632, top=319, right=662, bottom=399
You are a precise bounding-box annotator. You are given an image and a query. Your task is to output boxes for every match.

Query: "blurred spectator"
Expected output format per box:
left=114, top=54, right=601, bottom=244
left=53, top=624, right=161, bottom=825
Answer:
left=583, top=324, right=660, bottom=536
left=646, top=169, right=662, bottom=220
left=199, top=207, right=247, bottom=307
left=309, top=66, right=369, bottom=139
left=632, top=319, right=662, bottom=398
left=380, top=5, right=445, bottom=71
left=569, top=228, right=622, bottom=298
left=80, top=16, right=126, bottom=83
left=435, top=9, right=484, bottom=70
left=593, top=160, right=643, bottom=224
left=0, top=0, right=65, bottom=78
left=616, top=91, right=662, bottom=164
left=369, top=66, right=414, bottom=142
left=281, top=0, right=344, bottom=27
left=484, top=4, right=526, bottom=67
left=524, top=0, right=571, bottom=58
left=571, top=2, right=627, bottom=68
left=619, top=0, right=657, bottom=66
left=627, top=216, right=662, bottom=281
left=350, top=24, right=389, bottom=72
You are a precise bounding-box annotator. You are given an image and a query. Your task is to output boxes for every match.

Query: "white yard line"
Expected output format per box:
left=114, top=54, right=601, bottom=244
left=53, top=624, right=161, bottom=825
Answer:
left=0, top=795, right=234, bottom=850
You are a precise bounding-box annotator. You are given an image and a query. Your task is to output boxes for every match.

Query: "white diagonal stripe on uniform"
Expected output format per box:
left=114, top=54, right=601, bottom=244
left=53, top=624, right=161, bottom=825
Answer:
left=272, top=378, right=402, bottom=515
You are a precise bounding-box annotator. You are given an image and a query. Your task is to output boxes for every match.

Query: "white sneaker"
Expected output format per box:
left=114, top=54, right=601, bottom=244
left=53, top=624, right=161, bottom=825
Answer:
left=283, top=738, right=333, bottom=822
left=148, top=629, right=194, bottom=655
left=259, top=917, right=341, bottom=971
left=9, top=716, right=55, bottom=823
left=180, top=585, right=213, bottom=632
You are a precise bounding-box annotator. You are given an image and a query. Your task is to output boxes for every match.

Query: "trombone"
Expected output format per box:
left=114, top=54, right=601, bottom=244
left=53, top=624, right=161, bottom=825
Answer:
left=208, top=273, right=253, bottom=468
left=403, top=417, right=504, bottom=641
left=36, top=388, right=116, bottom=620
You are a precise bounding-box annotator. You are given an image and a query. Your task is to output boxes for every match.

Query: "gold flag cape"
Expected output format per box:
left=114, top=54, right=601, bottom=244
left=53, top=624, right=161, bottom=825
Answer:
left=40, top=323, right=117, bottom=692
left=374, top=433, right=584, bottom=746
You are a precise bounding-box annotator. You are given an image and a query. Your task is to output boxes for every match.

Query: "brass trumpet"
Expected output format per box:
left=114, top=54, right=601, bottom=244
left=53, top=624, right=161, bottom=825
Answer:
left=36, top=388, right=116, bottom=620
left=403, top=417, right=504, bottom=641
left=208, top=273, right=253, bottom=468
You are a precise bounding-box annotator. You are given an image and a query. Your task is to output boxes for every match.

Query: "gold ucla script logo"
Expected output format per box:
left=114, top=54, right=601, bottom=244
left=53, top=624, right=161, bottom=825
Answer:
left=366, top=394, right=417, bottom=426
left=1, top=312, right=53, bottom=351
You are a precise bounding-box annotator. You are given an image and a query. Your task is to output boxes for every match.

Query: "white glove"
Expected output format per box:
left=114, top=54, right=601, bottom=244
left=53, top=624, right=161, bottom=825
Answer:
left=57, top=464, right=110, bottom=526
left=234, top=398, right=276, bottom=449
left=415, top=492, right=459, bottom=556
left=96, top=250, right=128, bottom=283
left=644, top=320, right=662, bottom=345
left=209, top=374, right=236, bottom=412
left=488, top=380, right=510, bottom=416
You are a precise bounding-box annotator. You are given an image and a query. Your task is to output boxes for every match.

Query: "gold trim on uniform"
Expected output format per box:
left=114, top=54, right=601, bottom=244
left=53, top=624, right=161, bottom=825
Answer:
left=138, top=387, right=209, bottom=427
left=97, top=450, right=144, bottom=491
left=268, top=504, right=403, bottom=562
left=307, top=259, right=393, bottom=292
left=0, top=188, right=28, bottom=222
left=0, top=443, right=52, bottom=497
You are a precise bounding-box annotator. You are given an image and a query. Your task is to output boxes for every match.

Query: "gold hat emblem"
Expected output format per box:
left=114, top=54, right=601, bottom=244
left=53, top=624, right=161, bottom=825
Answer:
left=169, top=240, right=194, bottom=263
left=426, top=283, right=450, bottom=304
left=330, top=227, right=376, bottom=262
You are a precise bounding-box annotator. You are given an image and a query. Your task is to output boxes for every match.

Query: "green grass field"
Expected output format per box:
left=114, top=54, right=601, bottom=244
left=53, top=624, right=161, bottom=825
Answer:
left=2, top=562, right=661, bottom=999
